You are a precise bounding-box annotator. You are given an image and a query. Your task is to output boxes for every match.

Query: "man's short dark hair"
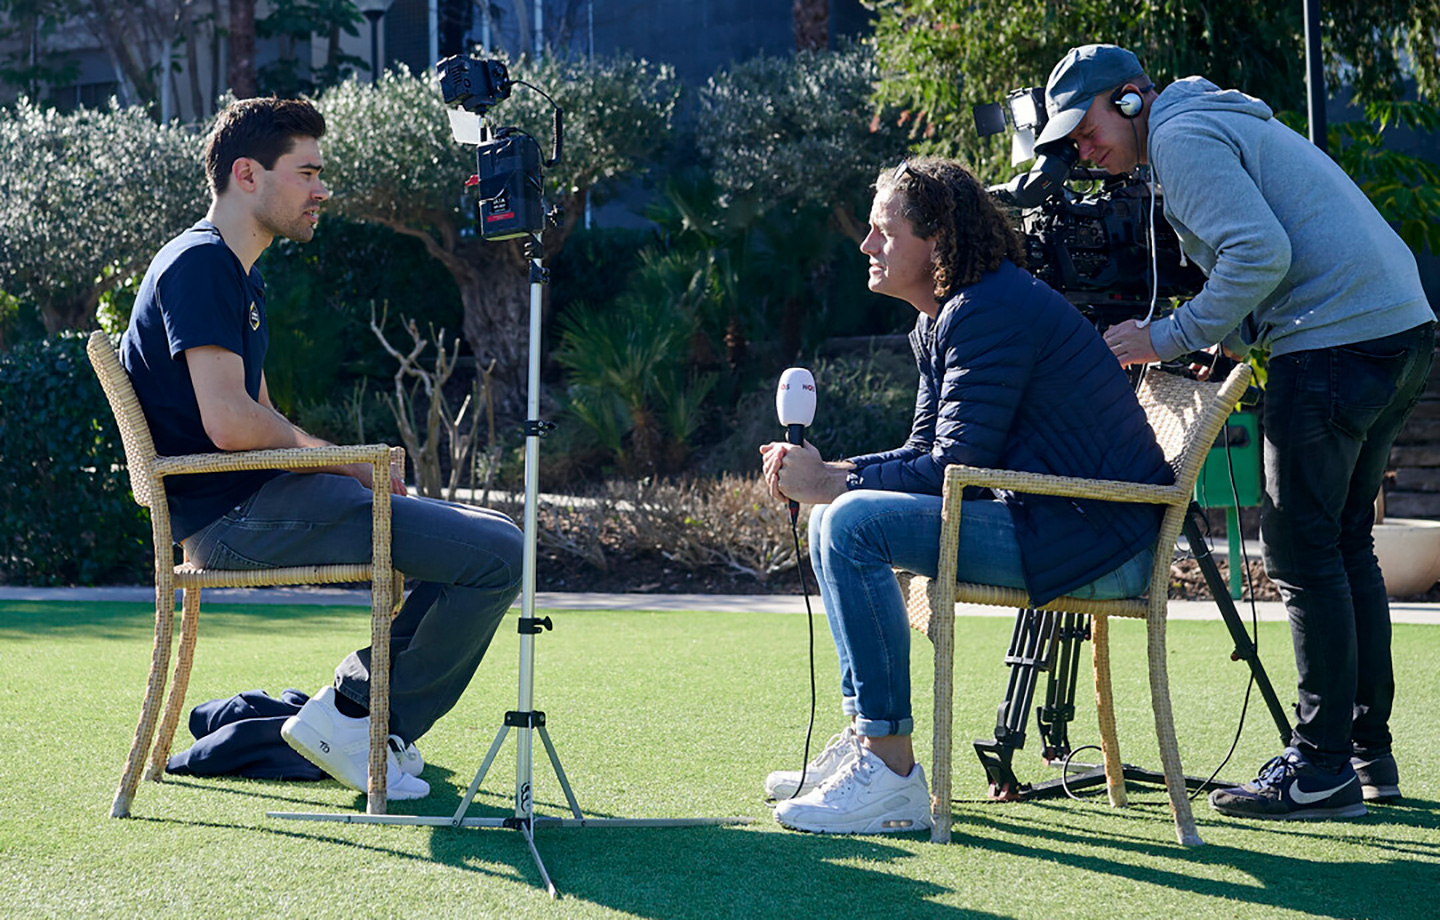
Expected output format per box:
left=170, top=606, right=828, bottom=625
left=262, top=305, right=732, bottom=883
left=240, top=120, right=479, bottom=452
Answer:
left=204, top=97, right=326, bottom=196
left=876, top=157, right=1025, bottom=300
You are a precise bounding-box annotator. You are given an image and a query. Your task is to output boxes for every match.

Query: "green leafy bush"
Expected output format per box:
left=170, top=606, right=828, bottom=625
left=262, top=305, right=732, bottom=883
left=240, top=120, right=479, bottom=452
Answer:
left=257, top=216, right=463, bottom=416
left=0, top=333, right=151, bottom=585
left=0, top=98, right=204, bottom=336
left=553, top=251, right=719, bottom=476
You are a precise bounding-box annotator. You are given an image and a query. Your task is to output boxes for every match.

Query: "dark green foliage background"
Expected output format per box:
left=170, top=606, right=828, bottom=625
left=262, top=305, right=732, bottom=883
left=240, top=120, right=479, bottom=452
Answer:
left=258, top=215, right=463, bottom=424
left=0, top=333, right=151, bottom=585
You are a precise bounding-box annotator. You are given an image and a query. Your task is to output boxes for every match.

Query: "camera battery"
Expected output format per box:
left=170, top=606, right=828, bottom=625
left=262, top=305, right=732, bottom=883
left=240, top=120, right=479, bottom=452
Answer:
left=475, top=134, right=543, bottom=240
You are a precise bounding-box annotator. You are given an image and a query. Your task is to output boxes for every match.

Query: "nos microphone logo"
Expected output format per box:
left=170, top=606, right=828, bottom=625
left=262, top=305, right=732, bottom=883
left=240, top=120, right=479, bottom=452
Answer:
left=779, top=382, right=815, bottom=393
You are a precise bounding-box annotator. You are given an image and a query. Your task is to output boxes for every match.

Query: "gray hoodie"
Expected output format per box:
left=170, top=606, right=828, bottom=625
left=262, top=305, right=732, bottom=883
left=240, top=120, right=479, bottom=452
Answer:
left=1145, top=77, right=1433, bottom=361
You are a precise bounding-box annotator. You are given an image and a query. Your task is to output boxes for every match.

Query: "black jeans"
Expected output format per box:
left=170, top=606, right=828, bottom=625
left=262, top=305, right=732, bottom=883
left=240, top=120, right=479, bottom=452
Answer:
left=1261, top=322, right=1435, bottom=771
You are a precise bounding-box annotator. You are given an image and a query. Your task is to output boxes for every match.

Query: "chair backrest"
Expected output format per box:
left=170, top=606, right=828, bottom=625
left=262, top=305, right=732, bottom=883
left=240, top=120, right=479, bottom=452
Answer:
left=1135, top=364, right=1253, bottom=496
left=86, top=330, right=161, bottom=510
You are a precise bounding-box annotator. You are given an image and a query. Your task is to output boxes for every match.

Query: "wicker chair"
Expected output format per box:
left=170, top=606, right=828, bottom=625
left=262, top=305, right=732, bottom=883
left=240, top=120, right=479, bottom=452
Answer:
left=897, top=363, right=1252, bottom=845
left=87, top=330, right=404, bottom=818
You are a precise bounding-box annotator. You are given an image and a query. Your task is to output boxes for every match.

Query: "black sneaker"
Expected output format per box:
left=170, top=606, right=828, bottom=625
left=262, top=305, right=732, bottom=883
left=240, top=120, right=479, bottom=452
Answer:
left=1208, top=747, right=1367, bottom=820
left=1351, top=753, right=1401, bottom=802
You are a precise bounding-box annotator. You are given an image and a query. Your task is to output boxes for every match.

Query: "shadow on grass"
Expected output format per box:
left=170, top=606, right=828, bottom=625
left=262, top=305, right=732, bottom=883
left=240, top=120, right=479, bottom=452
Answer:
left=122, top=773, right=1440, bottom=918
left=953, top=797, right=1440, bottom=919
left=134, top=810, right=990, bottom=918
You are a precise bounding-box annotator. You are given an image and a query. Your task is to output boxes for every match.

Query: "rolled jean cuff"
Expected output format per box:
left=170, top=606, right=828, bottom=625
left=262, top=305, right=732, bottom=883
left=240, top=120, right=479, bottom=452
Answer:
left=854, top=714, right=913, bottom=738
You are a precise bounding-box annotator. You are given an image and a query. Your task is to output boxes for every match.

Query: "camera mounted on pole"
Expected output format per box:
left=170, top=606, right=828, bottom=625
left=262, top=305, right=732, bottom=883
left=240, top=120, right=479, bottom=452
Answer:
left=437, top=54, right=564, bottom=242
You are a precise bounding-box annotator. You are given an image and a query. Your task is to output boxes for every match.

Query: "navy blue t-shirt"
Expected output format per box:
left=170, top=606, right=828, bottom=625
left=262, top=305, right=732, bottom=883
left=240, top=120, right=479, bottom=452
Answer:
left=120, top=221, right=281, bottom=541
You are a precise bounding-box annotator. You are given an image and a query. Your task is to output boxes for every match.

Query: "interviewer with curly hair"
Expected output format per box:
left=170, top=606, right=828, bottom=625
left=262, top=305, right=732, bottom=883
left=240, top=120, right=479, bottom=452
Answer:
left=758, top=157, right=1173, bottom=835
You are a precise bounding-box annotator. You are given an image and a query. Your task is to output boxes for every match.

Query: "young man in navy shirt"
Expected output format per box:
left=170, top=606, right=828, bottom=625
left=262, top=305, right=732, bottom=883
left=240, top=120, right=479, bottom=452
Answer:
left=121, top=97, right=523, bottom=800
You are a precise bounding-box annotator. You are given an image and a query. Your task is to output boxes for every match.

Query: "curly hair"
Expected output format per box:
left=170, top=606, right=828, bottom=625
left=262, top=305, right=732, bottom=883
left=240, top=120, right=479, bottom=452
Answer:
left=874, top=157, right=1025, bottom=301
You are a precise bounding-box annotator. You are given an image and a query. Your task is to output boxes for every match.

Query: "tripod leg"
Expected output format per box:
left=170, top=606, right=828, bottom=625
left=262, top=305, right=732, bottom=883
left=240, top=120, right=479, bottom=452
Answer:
left=975, top=608, right=1057, bottom=799
left=452, top=724, right=511, bottom=824
left=1037, top=613, right=1089, bottom=763
left=1182, top=506, right=1292, bottom=745
left=519, top=819, right=558, bottom=899
left=537, top=724, right=583, bottom=819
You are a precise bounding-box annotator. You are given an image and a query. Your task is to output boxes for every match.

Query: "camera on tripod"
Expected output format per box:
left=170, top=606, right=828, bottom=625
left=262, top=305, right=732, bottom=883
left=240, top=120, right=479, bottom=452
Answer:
left=974, top=88, right=1205, bottom=329
left=437, top=54, right=561, bottom=241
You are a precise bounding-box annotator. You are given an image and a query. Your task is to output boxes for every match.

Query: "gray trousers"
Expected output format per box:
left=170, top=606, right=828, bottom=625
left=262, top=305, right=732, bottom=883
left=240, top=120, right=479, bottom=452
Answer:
left=183, top=473, right=523, bottom=744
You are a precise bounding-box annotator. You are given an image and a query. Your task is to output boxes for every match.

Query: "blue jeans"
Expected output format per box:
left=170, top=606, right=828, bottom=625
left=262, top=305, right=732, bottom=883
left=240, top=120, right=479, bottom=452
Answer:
left=808, top=490, right=1152, bottom=738
left=1261, top=322, right=1435, bottom=770
left=183, top=473, right=523, bottom=744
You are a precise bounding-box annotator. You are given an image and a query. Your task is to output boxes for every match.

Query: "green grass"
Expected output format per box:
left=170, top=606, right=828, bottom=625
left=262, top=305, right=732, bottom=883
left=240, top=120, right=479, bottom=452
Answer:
left=1, top=600, right=1437, bottom=919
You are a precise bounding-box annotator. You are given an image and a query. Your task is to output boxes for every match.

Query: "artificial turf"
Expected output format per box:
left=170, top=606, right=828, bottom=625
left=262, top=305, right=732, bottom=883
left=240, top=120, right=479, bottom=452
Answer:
left=0, top=599, right=1436, bottom=919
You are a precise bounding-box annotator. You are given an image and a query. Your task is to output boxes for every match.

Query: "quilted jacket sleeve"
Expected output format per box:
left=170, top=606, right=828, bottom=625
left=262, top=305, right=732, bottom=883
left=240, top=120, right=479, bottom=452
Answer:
left=845, top=289, right=1036, bottom=494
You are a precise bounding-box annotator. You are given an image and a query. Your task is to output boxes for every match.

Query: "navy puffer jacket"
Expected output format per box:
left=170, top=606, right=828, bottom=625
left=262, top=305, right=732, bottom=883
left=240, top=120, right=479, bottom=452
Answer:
left=844, top=260, right=1173, bottom=605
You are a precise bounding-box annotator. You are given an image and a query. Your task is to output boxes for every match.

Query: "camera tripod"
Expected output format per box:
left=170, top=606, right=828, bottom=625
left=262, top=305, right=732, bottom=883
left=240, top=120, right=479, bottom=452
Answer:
left=272, top=235, right=749, bottom=898
left=973, top=502, right=1292, bottom=801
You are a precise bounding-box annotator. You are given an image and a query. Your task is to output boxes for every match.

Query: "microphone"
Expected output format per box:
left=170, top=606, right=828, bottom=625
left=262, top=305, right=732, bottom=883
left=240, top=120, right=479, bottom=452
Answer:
left=775, top=367, right=817, bottom=522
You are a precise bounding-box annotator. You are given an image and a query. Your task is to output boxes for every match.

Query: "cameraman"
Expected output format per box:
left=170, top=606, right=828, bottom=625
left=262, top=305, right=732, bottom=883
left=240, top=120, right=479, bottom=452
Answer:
left=759, top=157, right=1172, bottom=835
left=1037, top=44, right=1435, bottom=820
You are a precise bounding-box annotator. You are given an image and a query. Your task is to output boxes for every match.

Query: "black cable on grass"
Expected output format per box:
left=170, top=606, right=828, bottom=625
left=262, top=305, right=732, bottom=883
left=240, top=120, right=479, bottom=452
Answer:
left=786, top=516, right=820, bottom=801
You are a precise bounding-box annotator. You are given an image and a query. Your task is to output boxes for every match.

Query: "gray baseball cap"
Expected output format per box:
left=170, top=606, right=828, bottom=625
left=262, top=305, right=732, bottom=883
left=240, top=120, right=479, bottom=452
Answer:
left=1035, top=44, right=1145, bottom=145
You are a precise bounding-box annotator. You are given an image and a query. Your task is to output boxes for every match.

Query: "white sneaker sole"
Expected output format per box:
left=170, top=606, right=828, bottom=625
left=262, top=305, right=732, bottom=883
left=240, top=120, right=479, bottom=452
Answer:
left=775, top=809, right=933, bottom=835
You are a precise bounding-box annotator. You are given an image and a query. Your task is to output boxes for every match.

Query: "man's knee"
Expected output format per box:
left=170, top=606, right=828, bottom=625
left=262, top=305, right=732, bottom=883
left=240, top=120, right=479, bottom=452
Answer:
left=468, top=515, right=524, bottom=592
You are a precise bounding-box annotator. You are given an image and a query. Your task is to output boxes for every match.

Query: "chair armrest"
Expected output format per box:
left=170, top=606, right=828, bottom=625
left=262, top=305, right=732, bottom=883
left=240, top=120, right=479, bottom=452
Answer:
left=151, top=444, right=399, bottom=479
left=943, top=464, right=1188, bottom=507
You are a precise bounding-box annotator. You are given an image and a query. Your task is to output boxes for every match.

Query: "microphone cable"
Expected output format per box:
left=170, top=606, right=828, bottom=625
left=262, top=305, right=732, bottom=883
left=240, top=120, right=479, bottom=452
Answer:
left=785, top=511, right=821, bottom=799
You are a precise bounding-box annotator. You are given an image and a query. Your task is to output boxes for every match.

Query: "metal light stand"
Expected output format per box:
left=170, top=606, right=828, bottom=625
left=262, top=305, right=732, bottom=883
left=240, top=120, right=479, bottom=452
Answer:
left=272, top=235, right=748, bottom=899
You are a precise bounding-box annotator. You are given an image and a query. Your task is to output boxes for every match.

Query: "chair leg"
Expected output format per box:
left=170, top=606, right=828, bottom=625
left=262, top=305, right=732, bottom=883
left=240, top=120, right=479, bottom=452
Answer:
left=111, top=579, right=175, bottom=818
left=145, top=586, right=200, bottom=782
left=365, top=570, right=395, bottom=815
left=1089, top=615, right=1128, bottom=807
left=1147, top=614, right=1204, bottom=846
left=930, top=606, right=954, bottom=843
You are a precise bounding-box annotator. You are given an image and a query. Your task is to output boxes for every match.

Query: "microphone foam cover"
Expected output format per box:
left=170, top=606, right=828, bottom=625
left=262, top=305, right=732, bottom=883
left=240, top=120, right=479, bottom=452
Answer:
left=776, top=367, right=817, bottom=427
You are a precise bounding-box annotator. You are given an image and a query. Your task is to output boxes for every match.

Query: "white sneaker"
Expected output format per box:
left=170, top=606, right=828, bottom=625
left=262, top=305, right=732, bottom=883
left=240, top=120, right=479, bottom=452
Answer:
left=773, top=744, right=933, bottom=835
left=765, top=726, right=859, bottom=799
left=281, top=687, right=430, bottom=800
left=389, top=735, right=424, bottom=778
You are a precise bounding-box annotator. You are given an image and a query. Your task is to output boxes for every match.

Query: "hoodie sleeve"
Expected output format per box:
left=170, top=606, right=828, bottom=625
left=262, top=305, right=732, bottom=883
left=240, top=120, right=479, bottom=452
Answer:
left=1147, top=119, right=1292, bottom=361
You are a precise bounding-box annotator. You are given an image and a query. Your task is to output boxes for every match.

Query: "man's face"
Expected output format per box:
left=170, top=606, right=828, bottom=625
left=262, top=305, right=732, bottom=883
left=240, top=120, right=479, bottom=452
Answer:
left=1068, top=94, right=1143, bottom=175
left=251, top=136, right=329, bottom=243
left=859, top=188, right=937, bottom=308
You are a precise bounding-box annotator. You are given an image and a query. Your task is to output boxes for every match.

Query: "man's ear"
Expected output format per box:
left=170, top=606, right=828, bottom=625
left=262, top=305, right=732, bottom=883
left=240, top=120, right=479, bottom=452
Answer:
left=230, top=156, right=259, bottom=193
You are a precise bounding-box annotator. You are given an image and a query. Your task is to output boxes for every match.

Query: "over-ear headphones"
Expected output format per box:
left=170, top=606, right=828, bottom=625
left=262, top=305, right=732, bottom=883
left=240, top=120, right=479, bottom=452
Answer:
left=1111, top=85, right=1143, bottom=118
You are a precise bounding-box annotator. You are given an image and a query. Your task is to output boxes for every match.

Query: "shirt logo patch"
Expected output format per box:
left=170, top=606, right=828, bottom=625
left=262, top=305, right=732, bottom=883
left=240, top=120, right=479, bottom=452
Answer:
left=248, top=302, right=260, bottom=331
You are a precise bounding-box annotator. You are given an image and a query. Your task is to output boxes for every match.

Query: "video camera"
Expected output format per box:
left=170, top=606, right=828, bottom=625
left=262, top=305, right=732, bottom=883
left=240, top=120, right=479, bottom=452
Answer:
left=437, top=55, right=562, bottom=241
left=974, top=89, right=1205, bottom=329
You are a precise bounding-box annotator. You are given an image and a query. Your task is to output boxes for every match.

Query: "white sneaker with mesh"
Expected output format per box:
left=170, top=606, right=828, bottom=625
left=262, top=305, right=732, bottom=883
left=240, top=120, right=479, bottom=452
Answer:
left=280, top=687, right=430, bottom=800
left=389, top=735, right=424, bottom=778
left=765, top=726, right=859, bottom=799
left=773, top=744, right=932, bottom=835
